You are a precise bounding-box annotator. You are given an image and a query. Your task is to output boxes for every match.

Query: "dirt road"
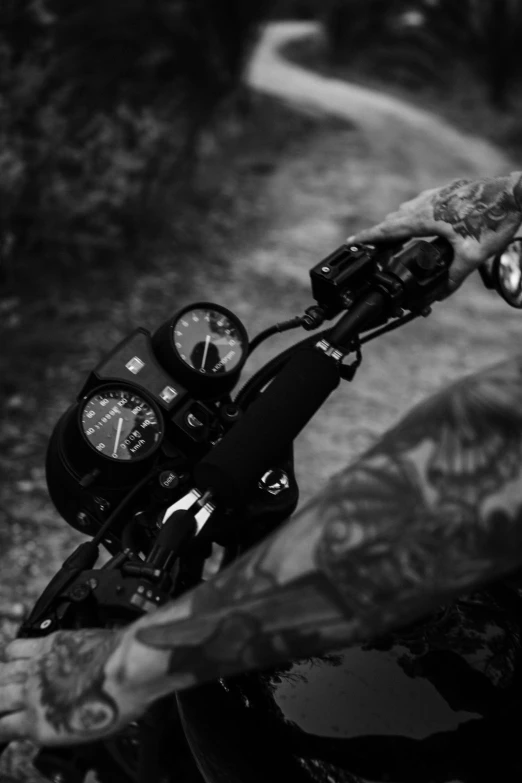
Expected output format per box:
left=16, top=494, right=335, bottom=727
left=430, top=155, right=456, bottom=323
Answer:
left=248, top=22, right=508, bottom=175
left=214, top=22, right=519, bottom=500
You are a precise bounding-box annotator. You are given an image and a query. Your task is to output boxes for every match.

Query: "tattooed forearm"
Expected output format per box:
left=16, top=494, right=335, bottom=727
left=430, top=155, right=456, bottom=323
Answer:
left=37, top=629, right=122, bottom=736
left=433, top=173, right=522, bottom=241
left=117, top=355, right=522, bottom=695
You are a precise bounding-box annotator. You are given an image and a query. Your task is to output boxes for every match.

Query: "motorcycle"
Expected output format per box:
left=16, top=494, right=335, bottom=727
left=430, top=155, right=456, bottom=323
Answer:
left=2, top=235, right=522, bottom=783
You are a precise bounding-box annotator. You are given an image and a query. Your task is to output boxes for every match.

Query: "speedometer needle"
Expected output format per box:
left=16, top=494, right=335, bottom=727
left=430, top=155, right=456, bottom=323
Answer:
left=201, top=335, right=211, bottom=370
left=113, top=416, right=123, bottom=457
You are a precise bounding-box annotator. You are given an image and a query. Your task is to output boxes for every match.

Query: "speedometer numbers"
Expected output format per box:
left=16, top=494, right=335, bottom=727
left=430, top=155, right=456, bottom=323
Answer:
left=80, top=389, right=162, bottom=462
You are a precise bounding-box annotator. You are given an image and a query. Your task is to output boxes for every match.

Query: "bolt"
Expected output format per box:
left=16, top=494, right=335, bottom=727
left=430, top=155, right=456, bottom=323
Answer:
left=76, top=511, right=90, bottom=528
left=50, top=773, right=66, bottom=783
left=40, top=619, right=52, bottom=630
left=69, top=584, right=91, bottom=601
left=349, top=246, right=359, bottom=252
left=222, top=404, right=240, bottom=420
left=321, top=266, right=330, bottom=274
left=259, top=469, right=290, bottom=496
left=93, top=496, right=110, bottom=513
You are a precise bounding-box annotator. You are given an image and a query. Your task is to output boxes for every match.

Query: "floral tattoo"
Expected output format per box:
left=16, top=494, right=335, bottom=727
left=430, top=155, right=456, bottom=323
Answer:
left=433, top=175, right=522, bottom=241
left=132, top=355, right=522, bottom=687
left=37, top=629, right=121, bottom=736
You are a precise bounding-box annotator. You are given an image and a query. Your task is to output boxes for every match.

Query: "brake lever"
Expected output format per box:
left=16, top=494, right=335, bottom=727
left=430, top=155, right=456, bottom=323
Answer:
left=18, top=542, right=99, bottom=637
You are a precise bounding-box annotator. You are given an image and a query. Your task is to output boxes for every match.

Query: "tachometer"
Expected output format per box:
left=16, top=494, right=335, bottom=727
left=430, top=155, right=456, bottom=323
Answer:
left=152, top=303, right=249, bottom=398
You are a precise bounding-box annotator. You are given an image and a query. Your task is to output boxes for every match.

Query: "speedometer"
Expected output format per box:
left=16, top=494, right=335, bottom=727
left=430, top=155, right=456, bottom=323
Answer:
left=80, top=388, right=163, bottom=462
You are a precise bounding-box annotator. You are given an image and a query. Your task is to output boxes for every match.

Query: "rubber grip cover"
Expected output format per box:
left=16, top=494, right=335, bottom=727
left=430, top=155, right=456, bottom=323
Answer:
left=194, top=348, right=340, bottom=504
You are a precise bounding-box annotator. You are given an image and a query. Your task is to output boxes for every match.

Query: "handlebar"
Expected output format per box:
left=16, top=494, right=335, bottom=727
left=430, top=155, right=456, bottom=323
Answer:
left=195, top=347, right=341, bottom=504
left=7, top=230, right=512, bottom=783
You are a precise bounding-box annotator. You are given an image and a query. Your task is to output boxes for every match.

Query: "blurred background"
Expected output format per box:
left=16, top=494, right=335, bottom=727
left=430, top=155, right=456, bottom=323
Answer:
left=1, top=2, right=522, bottom=777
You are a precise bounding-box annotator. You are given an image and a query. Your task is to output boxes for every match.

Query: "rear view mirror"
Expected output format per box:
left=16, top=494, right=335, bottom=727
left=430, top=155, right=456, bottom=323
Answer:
left=493, top=239, right=522, bottom=308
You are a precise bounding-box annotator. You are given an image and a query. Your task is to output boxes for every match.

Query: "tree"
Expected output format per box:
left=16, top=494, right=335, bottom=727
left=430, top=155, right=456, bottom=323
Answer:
left=321, top=0, right=522, bottom=109
left=322, top=0, right=411, bottom=64
left=420, top=0, right=522, bottom=110
left=0, top=0, right=273, bottom=283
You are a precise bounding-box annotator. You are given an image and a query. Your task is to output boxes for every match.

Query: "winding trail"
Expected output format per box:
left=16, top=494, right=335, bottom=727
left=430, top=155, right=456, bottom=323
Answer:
left=216, top=22, right=518, bottom=499
left=235, top=22, right=513, bottom=290
left=248, top=22, right=509, bottom=177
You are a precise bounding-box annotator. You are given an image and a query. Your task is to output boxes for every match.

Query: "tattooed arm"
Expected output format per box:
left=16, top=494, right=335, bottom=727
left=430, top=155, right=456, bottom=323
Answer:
left=349, top=172, right=522, bottom=292
left=3, top=354, right=522, bottom=746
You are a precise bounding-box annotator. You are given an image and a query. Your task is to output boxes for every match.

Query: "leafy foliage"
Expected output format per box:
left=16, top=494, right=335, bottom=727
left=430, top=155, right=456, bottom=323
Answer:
left=419, top=0, right=522, bottom=109
left=321, top=0, right=522, bottom=108
left=0, top=0, right=271, bottom=290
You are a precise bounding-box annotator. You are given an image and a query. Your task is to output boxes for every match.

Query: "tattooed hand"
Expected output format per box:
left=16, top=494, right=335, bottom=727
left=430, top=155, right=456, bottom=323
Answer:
left=349, top=172, right=522, bottom=293
left=0, top=628, right=149, bottom=746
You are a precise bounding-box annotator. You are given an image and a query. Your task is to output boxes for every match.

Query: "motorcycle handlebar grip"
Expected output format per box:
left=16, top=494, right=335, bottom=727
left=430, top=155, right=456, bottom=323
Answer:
left=194, top=348, right=340, bottom=504
left=429, top=237, right=454, bottom=267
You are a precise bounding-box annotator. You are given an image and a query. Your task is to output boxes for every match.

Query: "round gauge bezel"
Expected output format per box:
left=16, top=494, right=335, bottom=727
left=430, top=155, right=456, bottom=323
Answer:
left=78, top=384, right=164, bottom=463
left=169, top=302, right=249, bottom=374
left=151, top=302, right=250, bottom=399
left=170, top=302, right=249, bottom=378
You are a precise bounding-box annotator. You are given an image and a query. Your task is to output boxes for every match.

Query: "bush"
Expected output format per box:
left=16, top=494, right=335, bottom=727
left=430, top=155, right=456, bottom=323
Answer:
left=0, top=0, right=272, bottom=291
left=321, top=0, right=522, bottom=110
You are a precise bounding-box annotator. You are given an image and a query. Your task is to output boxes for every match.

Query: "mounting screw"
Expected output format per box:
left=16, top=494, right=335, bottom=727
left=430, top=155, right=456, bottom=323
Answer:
left=40, top=619, right=52, bottom=630
left=321, top=266, right=330, bottom=274
left=221, top=403, right=240, bottom=421
left=259, top=469, right=290, bottom=496
left=93, top=496, right=110, bottom=513
left=69, top=584, right=91, bottom=602
left=349, top=246, right=359, bottom=252
left=76, top=511, right=91, bottom=528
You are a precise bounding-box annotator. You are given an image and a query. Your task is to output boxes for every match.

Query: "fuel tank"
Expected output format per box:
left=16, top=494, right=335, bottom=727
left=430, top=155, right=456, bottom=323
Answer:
left=178, top=584, right=522, bottom=783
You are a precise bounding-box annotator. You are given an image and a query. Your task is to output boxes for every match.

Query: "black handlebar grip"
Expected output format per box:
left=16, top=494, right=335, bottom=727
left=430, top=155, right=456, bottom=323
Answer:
left=194, top=348, right=340, bottom=504
left=429, top=236, right=454, bottom=267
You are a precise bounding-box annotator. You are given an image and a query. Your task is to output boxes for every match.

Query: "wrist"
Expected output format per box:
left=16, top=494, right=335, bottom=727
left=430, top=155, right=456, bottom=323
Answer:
left=106, top=623, right=183, bottom=704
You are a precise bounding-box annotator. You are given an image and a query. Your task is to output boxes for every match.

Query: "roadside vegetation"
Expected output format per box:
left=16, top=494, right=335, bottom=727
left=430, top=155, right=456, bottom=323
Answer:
left=282, top=0, right=522, bottom=160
